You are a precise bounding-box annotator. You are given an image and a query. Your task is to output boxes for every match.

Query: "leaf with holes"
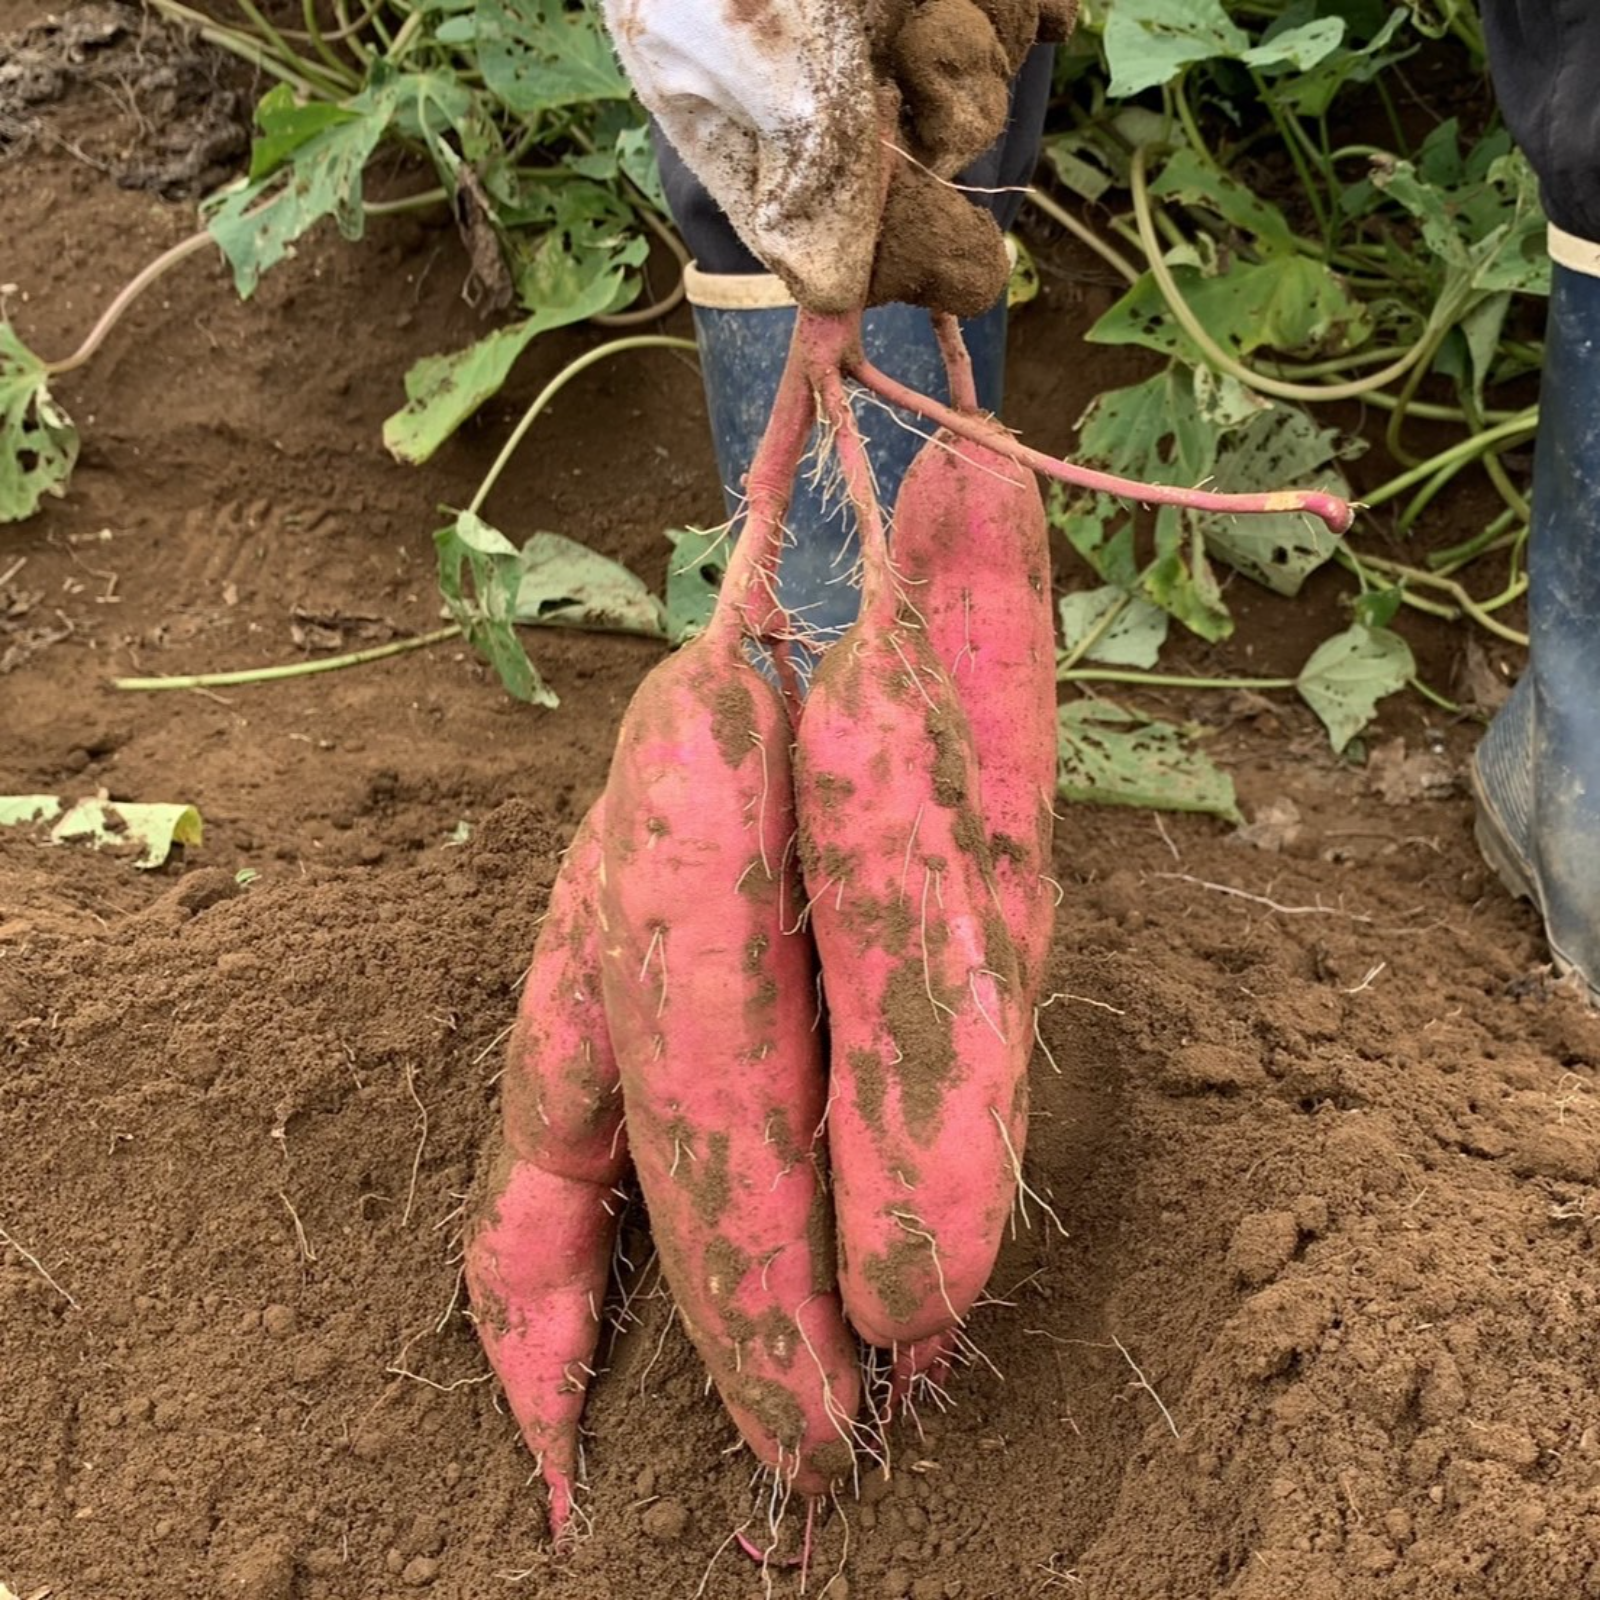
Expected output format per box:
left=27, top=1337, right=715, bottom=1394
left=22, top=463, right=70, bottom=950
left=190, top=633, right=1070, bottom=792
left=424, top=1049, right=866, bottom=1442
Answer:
left=511, top=531, right=664, bottom=638
left=475, top=0, right=632, bottom=116
left=1056, top=702, right=1241, bottom=821
left=0, top=323, right=78, bottom=522
left=1100, top=0, right=1344, bottom=98
left=1089, top=254, right=1372, bottom=364
left=1058, top=587, right=1170, bottom=668
left=664, top=526, right=729, bottom=645
left=436, top=510, right=558, bottom=706
left=1295, top=624, right=1415, bottom=753
left=1187, top=405, right=1350, bottom=596
left=436, top=512, right=663, bottom=703
left=205, top=68, right=410, bottom=297
left=1048, top=372, right=1231, bottom=640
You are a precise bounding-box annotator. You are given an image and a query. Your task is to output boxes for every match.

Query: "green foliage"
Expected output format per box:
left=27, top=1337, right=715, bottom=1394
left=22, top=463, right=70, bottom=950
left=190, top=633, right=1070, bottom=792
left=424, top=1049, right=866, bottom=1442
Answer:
left=434, top=512, right=664, bottom=706
left=1048, top=0, right=1539, bottom=799
left=195, top=0, right=662, bottom=456
left=1056, top=702, right=1242, bottom=821
left=664, top=527, right=730, bottom=645
left=0, top=325, right=77, bottom=523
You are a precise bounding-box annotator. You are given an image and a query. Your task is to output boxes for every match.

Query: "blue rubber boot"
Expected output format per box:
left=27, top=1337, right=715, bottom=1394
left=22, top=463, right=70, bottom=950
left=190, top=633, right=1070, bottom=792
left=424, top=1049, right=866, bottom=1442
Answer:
left=685, top=265, right=1009, bottom=642
left=1471, top=230, right=1600, bottom=1002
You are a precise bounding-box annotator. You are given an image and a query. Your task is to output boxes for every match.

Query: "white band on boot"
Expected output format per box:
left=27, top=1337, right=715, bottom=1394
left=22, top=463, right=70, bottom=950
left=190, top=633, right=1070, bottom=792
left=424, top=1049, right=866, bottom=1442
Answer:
left=1549, top=224, right=1600, bottom=279
left=683, top=263, right=797, bottom=312
left=682, top=237, right=1024, bottom=314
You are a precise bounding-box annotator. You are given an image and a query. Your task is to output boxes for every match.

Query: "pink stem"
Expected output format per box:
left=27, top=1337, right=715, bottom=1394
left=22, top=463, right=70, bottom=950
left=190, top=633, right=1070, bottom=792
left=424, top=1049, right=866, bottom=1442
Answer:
left=932, top=313, right=979, bottom=414
left=849, top=355, right=1355, bottom=535
left=817, top=366, right=895, bottom=627
left=708, top=321, right=819, bottom=654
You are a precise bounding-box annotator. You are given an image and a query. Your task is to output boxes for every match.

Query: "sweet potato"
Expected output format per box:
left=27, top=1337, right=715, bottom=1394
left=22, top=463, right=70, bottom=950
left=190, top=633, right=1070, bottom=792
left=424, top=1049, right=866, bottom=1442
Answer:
left=892, top=422, right=1056, bottom=1003
left=795, top=362, right=1030, bottom=1353
left=595, top=351, right=862, bottom=1498
left=464, top=803, right=627, bottom=1537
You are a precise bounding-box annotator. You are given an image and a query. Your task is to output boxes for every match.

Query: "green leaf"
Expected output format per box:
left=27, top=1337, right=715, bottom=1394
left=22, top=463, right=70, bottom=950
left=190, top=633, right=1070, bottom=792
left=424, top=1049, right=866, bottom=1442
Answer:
left=1144, top=508, right=1231, bottom=641
left=1239, top=16, right=1346, bottom=73
left=1269, top=7, right=1412, bottom=117
left=1058, top=587, right=1170, bottom=668
left=0, top=794, right=203, bottom=868
left=1049, top=371, right=1231, bottom=640
left=386, top=322, right=543, bottom=465
left=0, top=323, right=78, bottom=522
left=246, top=84, right=363, bottom=181
left=1102, top=0, right=1250, bottom=96
left=511, top=531, right=664, bottom=638
left=1056, top=702, right=1241, bottom=821
left=1042, top=131, right=1118, bottom=203
left=1149, top=149, right=1298, bottom=253
left=435, top=513, right=663, bottom=703
left=1187, top=405, right=1349, bottom=596
left=1101, top=0, right=1341, bottom=96
left=383, top=270, right=626, bottom=464
left=1351, top=585, right=1403, bottom=629
left=664, top=526, right=729, bottom=645
left=436, top=510, right=558, bottom=706
left=475, top=0, right=631, bottom=116
left=205, top=71, right=402, bottom=297
left=1090, top=254, right=1371, bottom=363
left=1295, top=624, right=1414, bottom=752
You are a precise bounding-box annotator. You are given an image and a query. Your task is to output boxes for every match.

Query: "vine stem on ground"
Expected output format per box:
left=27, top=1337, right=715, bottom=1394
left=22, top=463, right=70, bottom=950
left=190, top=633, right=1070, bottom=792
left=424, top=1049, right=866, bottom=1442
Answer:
left=467, top=336, right=697, bottom=517
left=112, top=628, right=462, bottom=691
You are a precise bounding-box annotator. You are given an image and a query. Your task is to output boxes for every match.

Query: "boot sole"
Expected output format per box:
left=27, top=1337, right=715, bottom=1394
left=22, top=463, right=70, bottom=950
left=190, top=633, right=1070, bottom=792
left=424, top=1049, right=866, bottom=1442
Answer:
left=1469, top=751, right=1600, bottom=1005
left=1468, top=754, right=1537, bottom=906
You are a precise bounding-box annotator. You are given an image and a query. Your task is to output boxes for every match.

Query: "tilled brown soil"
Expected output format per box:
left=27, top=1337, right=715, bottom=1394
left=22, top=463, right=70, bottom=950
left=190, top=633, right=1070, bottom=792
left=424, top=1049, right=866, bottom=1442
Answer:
left=6, top=10, right=1600, bottom=1600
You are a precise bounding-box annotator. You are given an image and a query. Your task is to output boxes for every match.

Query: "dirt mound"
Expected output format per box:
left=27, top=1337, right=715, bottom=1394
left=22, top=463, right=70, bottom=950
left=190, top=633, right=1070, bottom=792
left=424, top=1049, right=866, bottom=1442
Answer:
left=7, top=777, right=1600, bottom=1599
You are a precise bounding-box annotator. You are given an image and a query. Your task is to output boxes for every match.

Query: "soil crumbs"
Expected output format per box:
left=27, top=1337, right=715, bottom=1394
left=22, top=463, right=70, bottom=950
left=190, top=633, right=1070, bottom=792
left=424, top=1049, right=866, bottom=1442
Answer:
left=6, top=9, right=1600, bottom=1600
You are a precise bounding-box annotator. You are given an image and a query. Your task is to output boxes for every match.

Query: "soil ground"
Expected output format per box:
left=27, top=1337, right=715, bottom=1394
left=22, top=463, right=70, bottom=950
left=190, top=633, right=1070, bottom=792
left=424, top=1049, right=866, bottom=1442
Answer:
left=5, top=10, right=1600, bottom=1600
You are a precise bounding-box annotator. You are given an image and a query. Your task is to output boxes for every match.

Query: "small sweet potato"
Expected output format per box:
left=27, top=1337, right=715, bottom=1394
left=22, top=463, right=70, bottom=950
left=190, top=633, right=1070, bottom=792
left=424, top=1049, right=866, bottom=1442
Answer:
left=465, top=803, right=627, bottom=1536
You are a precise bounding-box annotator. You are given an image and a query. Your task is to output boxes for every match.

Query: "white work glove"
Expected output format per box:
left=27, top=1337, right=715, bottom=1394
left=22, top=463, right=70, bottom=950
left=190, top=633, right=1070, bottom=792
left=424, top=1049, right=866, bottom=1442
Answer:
left=600, top=0, right=881, bottom=312
left=600, top=0, right=1079, bottom=315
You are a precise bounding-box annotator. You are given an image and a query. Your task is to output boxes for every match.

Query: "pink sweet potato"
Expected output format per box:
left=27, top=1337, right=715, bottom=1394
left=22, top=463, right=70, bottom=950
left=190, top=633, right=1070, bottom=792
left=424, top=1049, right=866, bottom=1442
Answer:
left=795, top=363, right=1030, bottom=1353
left=465, top=802, right=627, bottom=1537
left=594, top=354, right=862, bottom=1498
left=892, top=427, right=1056, bottom=1003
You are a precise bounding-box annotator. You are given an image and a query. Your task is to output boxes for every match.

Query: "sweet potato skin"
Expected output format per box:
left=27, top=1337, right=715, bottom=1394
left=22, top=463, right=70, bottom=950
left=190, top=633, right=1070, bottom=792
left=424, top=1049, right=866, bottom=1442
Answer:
left=465, top=804, right=626, bottom=1536
left=893, top=431, right=1056, bottom=1001
left=597, top=641, right=860, bottom=1496
left=796, top=615, right=1029, bottom=1350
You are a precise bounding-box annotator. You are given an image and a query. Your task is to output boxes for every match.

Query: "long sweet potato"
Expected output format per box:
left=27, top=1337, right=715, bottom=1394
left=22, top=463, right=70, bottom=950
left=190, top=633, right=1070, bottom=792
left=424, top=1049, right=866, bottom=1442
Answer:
left=891, top=324, right=1056, bottom=1004
left=464, top=803, right=627, bottom=1537
left=795, top=356, right=1030, bottom=1353
left=595, top=345, right=862, bottom=1499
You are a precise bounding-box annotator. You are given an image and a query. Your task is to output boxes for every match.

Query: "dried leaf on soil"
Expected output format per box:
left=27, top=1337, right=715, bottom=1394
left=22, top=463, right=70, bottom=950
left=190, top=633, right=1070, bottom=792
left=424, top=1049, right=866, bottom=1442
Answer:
left=0, top=794, right=203, bottom=868
left=1056, top=701, right=1241, bottom=821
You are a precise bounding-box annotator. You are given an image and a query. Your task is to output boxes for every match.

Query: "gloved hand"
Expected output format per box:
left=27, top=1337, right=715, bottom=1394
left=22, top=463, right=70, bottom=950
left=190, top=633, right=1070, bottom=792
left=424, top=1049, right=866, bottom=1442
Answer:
left=600, top=0, right=1077, bottom=315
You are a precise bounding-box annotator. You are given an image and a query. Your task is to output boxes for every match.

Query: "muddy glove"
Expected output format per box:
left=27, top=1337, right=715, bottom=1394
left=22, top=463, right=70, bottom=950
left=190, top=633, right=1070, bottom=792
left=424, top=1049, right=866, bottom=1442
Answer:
left=600, top=0, right=1077, bottom=314
left=599, top=0, right=881, bottom=312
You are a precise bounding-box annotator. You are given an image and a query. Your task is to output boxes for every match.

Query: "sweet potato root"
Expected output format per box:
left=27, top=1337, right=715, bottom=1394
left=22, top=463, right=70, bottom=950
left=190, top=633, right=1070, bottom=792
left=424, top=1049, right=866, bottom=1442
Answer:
left=464, top=803, right=626, bottom=1537
left=596, top=346, right=862, bottom=1498
left=795, top=355, right=1030, bottom=1353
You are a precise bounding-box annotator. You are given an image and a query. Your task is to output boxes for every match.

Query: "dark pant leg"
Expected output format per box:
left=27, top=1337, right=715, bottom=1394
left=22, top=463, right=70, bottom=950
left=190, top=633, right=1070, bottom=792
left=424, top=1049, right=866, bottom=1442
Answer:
left=654, top=45, right=1057, bottom=272
left=1484, top=0, right=1600, bottom=241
